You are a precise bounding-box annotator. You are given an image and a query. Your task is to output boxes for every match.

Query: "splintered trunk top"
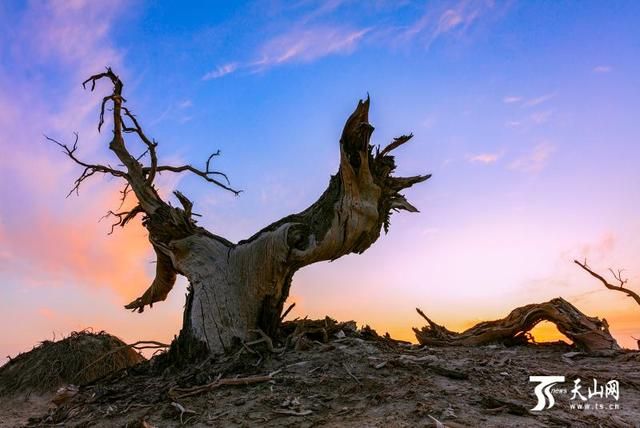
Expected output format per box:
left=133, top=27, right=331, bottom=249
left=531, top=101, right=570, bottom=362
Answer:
left=55, top=70, right=429, bottom=356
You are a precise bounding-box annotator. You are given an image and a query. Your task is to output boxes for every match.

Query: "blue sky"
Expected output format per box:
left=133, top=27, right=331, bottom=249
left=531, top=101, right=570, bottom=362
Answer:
left=1, top=0, right=639, bottom=358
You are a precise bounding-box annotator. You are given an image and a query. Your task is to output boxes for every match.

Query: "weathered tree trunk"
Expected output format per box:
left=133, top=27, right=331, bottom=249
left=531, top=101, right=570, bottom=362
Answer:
left=166, top=99, right=428, bottom=353
left=413, top=297, right=620, bottom=352
left=57, top=70, right=429, bottom=356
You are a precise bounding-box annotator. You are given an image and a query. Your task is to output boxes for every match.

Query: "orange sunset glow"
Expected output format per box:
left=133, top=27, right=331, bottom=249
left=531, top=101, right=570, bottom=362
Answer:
left=1, top=0, right=639, bottom=364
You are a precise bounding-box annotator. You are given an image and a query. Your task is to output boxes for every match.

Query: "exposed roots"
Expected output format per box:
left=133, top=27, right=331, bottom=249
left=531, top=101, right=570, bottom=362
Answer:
left=0, top=331, right=144, bottom=396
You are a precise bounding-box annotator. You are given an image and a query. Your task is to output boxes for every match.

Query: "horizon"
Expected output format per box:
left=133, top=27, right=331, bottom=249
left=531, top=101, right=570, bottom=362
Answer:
left=1, top=0, right=639, bottom=361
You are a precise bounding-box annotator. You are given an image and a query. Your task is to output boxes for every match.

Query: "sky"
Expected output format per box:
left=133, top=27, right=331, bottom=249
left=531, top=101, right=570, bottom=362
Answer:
left=1, top=0, right=639, bottom=360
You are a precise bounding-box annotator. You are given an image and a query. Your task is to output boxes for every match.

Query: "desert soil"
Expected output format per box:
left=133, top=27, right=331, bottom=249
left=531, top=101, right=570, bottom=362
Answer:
left=2, top=332, right=639, bottom=427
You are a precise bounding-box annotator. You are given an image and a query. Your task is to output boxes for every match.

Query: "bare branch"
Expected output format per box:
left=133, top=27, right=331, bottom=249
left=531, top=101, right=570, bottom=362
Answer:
left=116, top=182, right=132, bottom=210
left=121, top=106, right=158, bottom=184
left=82, top=67, right=239, bottom=202
left=148, top=161, right=240, bottom=195
left=574, top=259, right=640, bottom=306
left=100, top=205, right=144, bottom=235
left=82, top=68, right=120, bottom=92
left=280, top=302, right=296, bottom=322
left=608, top=268, right=628, bottom=287
left=45, top=133, right=127, bottom=197
left=123, top=108, right=238, bottom=193
left=378, top=133, right=413, bottom=158
left=81, top=68, right=167, bottom=214
left=173, top=191, right=194, bottom=218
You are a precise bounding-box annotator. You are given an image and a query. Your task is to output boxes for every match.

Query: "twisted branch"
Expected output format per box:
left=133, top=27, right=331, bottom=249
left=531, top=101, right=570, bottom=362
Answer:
left=574, top=259, right=640, bottom=306
left=100, top=205, right=144, bottom=235
left=144, top=150, right=240, bottom=195
left=45, top=133, right=127, bottom=197
left=50, top=67, right=242, bottom=313
left=50, top=67, right=239, bottom=220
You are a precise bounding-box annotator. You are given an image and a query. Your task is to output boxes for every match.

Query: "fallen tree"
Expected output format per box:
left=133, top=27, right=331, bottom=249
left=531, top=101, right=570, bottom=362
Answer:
left=51, top=68, right=429, bottom=357
left=413, top=297, right=620, bottom=352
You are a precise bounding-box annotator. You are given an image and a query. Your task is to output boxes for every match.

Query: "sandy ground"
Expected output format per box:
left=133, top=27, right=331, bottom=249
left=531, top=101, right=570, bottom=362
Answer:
left=1, top=394, right=52, bottom=427
left=3, top=333, right=639, bottom=428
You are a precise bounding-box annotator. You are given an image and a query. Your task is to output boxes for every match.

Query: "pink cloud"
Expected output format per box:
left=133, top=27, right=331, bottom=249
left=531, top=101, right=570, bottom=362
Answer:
left=38, top=307, right=57, bottom=320
left=0, top=0, right=156, bottom=302
left=577, top=233, right=617, bottom=260
left=15, top=1, right=122, bottom=75
left=509, top=143, right=555, bottom=173
left=467, top=152, right=501, bottom=164
left=503, top=96, right=522, bottom=104
left=400, top=0, right=497, bottom=49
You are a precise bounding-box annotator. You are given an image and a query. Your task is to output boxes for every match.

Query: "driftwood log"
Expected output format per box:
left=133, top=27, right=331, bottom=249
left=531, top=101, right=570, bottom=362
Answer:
left=51, top=69, right=430, bottom=356
left=413, top=297, right=620, bottom=352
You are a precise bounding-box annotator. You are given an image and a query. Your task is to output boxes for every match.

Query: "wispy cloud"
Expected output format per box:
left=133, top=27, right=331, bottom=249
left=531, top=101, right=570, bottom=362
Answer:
left=529, top=109, right=553, bottom=125
left=467, top=152, right=501, bottom=165
left=503, top=96, right=522, bottom=104
left=399, top=0, right=497, bottom=49
left=151, top=100, right=198, bottom=125
left=575, top=232, right=616, bottom=261
left=299, top=0, right=349, bottom=23
left=251, top=26, right=370, bottom=70
left=203, top=25, right=371, bottom=77
left=200, top=0, right=505, bottom=78
left=21, top=1, right=122, bottom=73
left=509, top=143, right=555, bottom=173
left=523, top=92, right=556, bottom=107
left=593, top=65, right=612, bottom=73
left=202, top=62, right=238, bottom=80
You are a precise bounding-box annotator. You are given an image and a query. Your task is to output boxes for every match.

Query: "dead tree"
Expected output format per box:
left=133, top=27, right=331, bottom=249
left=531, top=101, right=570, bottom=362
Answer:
left=413, top=297, right=620, bottom=352
left=574, top=259, right=640, bottom=306
left=50, top=69, right=430, bottom=356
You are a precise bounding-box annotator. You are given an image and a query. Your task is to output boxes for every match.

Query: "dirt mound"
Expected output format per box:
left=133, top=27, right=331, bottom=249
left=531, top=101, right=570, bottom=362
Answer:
left=0, top=330, right=144, bottom=396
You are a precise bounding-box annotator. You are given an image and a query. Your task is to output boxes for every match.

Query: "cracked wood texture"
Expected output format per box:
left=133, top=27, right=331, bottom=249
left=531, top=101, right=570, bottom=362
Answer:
left=413, top=297, right=620, bottom=352
left=173, top=97, right=430, bottom=353
left=56, top=70, right=429, bottom=355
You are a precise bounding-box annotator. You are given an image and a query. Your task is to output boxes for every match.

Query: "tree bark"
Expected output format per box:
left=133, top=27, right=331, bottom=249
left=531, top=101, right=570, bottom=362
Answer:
left=413, top=297, right=620, bottom=352
left=167, top=98, right=429, bottom=353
